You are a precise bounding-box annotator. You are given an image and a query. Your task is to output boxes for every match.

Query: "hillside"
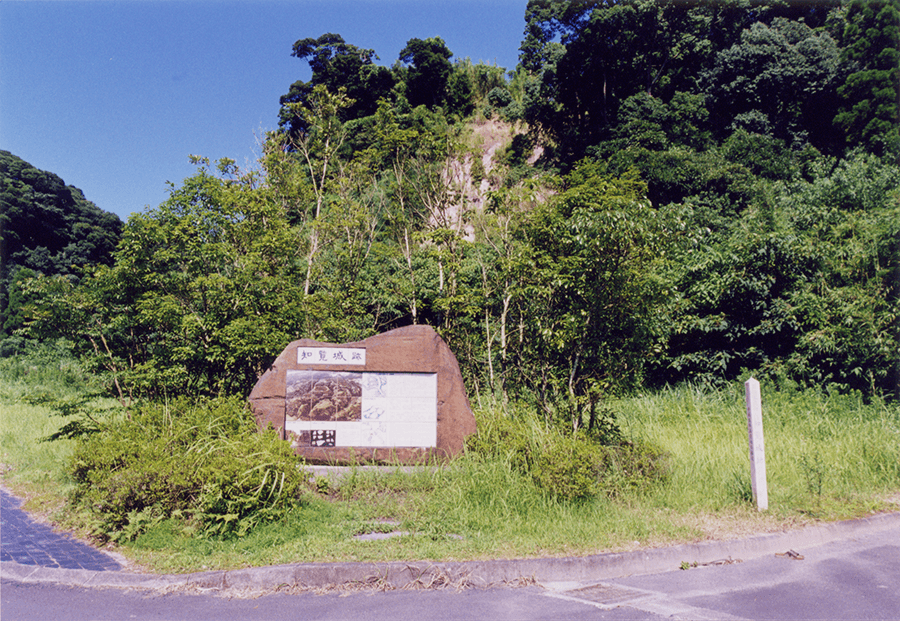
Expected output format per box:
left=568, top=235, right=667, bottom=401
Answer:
left=0, top=150, right=122, bottom=335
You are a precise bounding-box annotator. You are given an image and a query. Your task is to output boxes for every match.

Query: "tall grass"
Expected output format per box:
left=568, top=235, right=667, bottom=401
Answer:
left=1, top=346, right=897, bottom=572
left=0, top=340, right=93, bottom=500
left=126, top=451, right=694, bottom=572
left=615, top=383, right=900, bottom=517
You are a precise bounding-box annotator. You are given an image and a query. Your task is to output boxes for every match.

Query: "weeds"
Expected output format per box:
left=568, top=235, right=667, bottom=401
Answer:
left=798, top=451, right=827, bottom=498
left=615, top=384, right=900, bottom=513
left=727, top=472, right=754, bottom=504
left=2, top=350, right=898, bottom=573
left=466, top=404, right=670, bottom=501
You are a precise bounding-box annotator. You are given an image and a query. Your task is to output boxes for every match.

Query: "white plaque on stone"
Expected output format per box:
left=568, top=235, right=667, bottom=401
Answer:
left=297, top=347, right=366, bottom=366
left=284, top=370, right=437, bottom=448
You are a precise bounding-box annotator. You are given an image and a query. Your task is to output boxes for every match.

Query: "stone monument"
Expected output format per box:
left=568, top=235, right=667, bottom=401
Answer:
left=248, top=325, right=477, bottom=464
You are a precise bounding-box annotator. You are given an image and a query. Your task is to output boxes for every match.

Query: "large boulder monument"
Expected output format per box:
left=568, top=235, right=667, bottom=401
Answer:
left=248, top=325, right=476, bottom=464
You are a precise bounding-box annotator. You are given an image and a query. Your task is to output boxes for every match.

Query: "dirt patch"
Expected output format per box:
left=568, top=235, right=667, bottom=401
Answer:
left=666, top=509, right=813, bottom=543
left=472, top=118, right=513, bottom=175
left=433, top=118, right=542, bottom=240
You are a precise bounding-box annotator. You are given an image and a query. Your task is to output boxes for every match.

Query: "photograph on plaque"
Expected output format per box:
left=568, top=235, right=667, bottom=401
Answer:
left=286, top=371, right=362, bottom=422
left=285, top=370, right=437, bottom=448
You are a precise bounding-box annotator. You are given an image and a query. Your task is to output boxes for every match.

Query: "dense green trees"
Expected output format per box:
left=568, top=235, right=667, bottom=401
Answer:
left=517, top=0, right=889, bottom=164
left=1, top=151, right=122, bottom=339
left=25, top=156, right=317, bottom=398
left=520, top=0, right=718, bottom=157
left=278, top=33, right=480, bottom=143
left=10, top=1, right=900, bottom=410
left=659, top=152, right=900, bottom=395
left=512, top=0, right=898, bottom=400
left=704, top=17, right=843, bottom=149
left=278, top=33, right=395, bottom=138
left=399, top=37, right=456, bottom=110
left=834, top=0, right=900, bottom=158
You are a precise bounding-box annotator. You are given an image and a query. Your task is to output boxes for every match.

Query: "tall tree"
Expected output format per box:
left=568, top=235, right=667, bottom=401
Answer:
left=399, top=37, right=455, bottom=109
left=278, top=33, right=395, bottom=139
left=517, top=162, right=671, bottom=421
left=279, top=85, right=355, bottom=296
left=834, top=0, right=900, bottom=159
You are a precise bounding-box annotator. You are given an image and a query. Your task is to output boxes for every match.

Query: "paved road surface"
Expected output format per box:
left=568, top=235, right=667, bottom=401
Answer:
left=0, top=490, right=120, bottom=571
left=2, top=581, right=667, bottom=621
left=602, top=522, right=899, bottom=620
left=3, top=521, right=898, bottom=620
left=2, top=487, right=898, bottom=620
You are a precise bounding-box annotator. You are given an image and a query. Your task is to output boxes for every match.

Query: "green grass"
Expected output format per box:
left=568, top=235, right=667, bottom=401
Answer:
left=2, top=346, right=898, bottom=574
left=123, top=459, right=697, bottom=573
left=0, top=341, right=85, bottom=506
left=615, top=384, right=900, bottom=518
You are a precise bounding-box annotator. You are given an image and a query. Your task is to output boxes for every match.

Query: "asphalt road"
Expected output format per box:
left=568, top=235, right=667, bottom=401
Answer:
left=602, top=521, right=900, bottom=620
left=3, top=521, right=898, bottom=621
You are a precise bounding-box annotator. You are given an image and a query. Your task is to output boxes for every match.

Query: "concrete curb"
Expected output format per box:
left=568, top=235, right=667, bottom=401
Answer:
left=3, top=511, right=899, bottom=592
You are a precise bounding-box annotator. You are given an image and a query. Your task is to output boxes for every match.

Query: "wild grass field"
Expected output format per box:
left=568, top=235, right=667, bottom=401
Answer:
left=1, top=343, right=898, bottom=574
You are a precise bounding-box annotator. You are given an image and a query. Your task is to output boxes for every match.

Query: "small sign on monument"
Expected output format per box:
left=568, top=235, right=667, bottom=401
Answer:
left=744, top=377, right=768, bottom=511
left=248, top=325, right=476, bottom=465
left=297, top=347, right=366, bottom=365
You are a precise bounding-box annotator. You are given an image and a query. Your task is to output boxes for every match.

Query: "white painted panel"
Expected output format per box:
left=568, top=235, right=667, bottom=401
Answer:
left=285, top=371, right=437, bottom=448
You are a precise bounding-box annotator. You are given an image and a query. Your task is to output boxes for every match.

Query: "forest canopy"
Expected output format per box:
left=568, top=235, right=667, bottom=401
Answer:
left=1, top=150, right=122, bottom=340
left=6, top=0, right=899, bottom=420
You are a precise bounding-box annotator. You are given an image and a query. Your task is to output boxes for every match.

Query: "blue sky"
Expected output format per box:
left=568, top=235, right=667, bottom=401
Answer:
left=1, top=1, right=527, bottom=221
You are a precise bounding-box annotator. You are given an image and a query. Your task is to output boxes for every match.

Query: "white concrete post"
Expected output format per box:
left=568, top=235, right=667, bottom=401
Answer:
left=744, top=377, right=768, bottom=511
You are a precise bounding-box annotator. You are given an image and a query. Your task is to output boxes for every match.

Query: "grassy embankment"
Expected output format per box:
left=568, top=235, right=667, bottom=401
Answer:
left=1, top=344, right=898, bottom=574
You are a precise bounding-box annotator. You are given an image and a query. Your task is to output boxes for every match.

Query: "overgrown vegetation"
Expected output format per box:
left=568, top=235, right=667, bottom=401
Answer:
left=67, top=396, right=307, bottom=542
left=0, top=151, right=123, bottom=336
left=7, top=1, right=897, bottom=405
left=467, top=405, right=670, bottom=502
left=1, top=354, right=897, bottom=572
left=0, top=340, right=89, bottom=495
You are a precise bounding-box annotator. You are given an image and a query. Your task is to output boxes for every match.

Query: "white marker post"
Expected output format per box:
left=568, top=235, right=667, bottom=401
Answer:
left=744, top=378, right=768, bottom=511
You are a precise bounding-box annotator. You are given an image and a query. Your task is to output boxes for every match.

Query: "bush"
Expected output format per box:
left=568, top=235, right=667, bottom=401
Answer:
left=501, top=101, right=525, bottom=122
left=467, top=406, right=670, bottom=502
left=532, top=435, right=672, bottom=501
left=487, top=86, right=513, bottom=108
left=531, top=434, right=603, bottom=500
left=68, top=396, right=307, bottom=541
left=0, top=335, right=27, bottom=358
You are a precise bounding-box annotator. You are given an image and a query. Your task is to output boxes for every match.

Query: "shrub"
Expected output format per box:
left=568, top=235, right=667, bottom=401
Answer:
left=531, top=434, right=603, bottom=500
left=597, top=439, right=673, bottom=497
left=467, top=406, right=670, bottom=502
left=487, top=86, right=513, bottom=108
left=501, top=101, right=525, bottom=122
left=68, top=396, right=307, bottom=541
